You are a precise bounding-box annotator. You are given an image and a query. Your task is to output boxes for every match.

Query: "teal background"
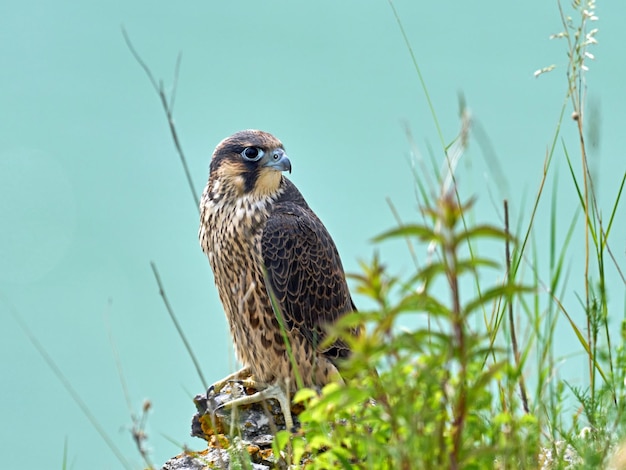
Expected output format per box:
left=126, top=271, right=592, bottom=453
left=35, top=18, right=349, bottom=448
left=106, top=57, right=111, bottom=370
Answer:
left=1, top=1, right=624, bottom=468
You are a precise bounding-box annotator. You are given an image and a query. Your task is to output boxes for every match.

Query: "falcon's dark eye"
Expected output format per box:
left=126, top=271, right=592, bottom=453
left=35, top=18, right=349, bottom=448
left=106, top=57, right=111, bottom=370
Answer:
left=241, top=147, right=264, bottom=161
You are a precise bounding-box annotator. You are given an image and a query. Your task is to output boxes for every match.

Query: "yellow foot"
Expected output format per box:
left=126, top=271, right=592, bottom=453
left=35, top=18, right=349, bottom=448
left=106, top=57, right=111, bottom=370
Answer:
left=207, top=367, right=251, bottom=394
left=218, top=381, right=294, bottom=431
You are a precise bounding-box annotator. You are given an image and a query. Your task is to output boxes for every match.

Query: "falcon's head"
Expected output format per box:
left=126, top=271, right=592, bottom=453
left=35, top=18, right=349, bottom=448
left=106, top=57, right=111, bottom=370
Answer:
left=208, top=130, right=292, bottom=199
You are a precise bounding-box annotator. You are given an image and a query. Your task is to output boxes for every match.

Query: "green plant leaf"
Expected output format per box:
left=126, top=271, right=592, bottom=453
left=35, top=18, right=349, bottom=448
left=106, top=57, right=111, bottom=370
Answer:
left=373, top=224, right=441, bottom=243
left=464, top=284, right=534, bottom=316
left=454, top=224, right=515, bottom=247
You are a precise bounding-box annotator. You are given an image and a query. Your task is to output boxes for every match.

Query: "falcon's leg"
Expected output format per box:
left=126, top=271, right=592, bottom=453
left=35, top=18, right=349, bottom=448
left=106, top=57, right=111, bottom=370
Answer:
left=208, top=366, right=251, bottom=394
left=220, top=381, right=294, bottom=431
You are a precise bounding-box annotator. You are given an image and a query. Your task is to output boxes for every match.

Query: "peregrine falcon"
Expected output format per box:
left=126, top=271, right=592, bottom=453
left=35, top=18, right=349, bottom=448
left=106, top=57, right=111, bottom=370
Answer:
left=199, top=130, right=356, bottom=428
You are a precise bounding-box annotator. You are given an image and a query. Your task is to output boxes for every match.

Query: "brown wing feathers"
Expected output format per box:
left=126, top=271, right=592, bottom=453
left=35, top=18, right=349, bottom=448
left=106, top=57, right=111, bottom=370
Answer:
left=261, top=185, right=353, bottom=361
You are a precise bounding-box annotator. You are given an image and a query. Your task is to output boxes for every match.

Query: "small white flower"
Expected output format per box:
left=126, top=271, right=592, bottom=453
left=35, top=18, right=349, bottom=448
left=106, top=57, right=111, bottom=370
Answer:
left=534, top=65, right=556, bottom=77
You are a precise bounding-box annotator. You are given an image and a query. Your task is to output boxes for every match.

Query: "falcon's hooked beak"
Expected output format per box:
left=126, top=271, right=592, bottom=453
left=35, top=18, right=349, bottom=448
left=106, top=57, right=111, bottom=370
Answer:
left=262, top=149, right=292, bottom=174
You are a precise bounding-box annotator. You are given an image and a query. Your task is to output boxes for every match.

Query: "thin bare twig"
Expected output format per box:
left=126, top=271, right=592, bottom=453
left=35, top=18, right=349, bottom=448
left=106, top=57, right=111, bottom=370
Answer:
left=104, top=303, right=155, bottom=469
left=504, top=200, right=530, bottom=414
left=104, top=301, right=133, bottom=416
left=122, top=26, right=200, bottom=211
left=151, top=261, right=208, bottom=390
left=8, top=304, right=133, bottom=470
left=169, top=53, right=182, bottom=111
left=132, top=400, right=156, bottom=470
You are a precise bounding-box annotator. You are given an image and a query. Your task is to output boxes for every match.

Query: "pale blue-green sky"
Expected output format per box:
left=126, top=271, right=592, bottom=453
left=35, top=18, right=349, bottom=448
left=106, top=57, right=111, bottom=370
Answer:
left=1, top=1, right=624, bottom=468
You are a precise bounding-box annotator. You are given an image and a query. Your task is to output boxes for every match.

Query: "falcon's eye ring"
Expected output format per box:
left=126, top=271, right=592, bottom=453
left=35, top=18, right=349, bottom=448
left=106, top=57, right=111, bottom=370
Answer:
left=241, top=147, right=264, bottom=161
